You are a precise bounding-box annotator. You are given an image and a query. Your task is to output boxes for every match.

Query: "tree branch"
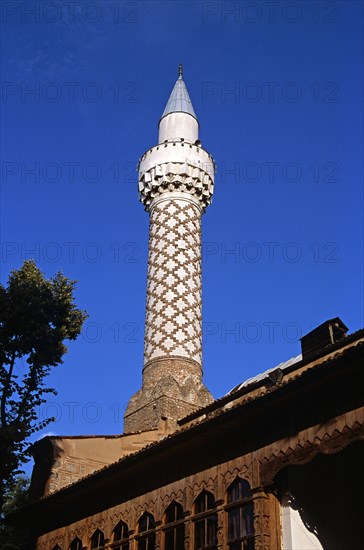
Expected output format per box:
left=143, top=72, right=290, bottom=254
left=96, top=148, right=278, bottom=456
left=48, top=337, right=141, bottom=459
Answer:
left=0, top=353, right=16, bottom=429
left=13, top=365, right=38, bottom=426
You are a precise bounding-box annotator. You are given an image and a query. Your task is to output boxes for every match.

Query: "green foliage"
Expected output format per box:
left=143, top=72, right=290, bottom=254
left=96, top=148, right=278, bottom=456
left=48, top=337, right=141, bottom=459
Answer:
left=0, top=476, right=32, bottom=550
left=0, top=260, right=88, bottom=513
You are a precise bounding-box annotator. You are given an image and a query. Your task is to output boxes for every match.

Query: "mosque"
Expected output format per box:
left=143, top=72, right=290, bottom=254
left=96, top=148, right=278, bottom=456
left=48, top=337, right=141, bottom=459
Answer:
left=10, top=66, right=364, bottom=550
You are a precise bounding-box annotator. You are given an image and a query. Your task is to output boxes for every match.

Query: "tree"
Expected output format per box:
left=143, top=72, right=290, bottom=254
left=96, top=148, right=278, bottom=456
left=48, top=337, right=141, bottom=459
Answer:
left=0, top=476, right=32, bottom=549
left=0, top=260, right=88, bottom=513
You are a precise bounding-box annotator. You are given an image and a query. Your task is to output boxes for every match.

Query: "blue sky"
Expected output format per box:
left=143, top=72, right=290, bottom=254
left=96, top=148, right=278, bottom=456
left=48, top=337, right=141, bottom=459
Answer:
left=1, top=1, right=363, bottom=464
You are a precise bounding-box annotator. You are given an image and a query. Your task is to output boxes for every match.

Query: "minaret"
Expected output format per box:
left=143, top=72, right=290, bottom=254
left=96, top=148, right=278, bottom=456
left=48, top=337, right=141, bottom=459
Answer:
left=124, top=65, right=215, bottom=433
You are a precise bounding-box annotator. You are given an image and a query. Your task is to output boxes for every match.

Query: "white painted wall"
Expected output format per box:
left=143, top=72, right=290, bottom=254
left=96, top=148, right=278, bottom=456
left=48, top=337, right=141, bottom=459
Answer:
left=281, top=493, right=323, bottom=550
left=159, top=112, right=198, bottom=143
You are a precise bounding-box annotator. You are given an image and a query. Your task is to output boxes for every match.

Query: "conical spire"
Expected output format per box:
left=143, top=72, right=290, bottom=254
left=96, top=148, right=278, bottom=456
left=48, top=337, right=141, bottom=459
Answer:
left=160, top=64, right=197, bottom=120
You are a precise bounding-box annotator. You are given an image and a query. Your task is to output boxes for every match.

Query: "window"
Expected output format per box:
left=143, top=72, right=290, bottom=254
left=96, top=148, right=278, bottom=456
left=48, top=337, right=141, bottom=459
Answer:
left=69, top=538, right=82, bottom=550
left=90, top=529, right=105, bottom=549
left=194, top=491, right=218, bottom=550
left=137, top=512, right=156, bottom=550
left=226, top=478, right=254, bottom=550
left=112, top=521, right=130, bottom=550
left=163, top=501, right=185, bottom=550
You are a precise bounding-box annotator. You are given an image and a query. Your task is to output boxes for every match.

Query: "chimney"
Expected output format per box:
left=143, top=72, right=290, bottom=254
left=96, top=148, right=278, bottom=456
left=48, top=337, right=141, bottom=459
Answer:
left=300, top=317, right=349, bottom=358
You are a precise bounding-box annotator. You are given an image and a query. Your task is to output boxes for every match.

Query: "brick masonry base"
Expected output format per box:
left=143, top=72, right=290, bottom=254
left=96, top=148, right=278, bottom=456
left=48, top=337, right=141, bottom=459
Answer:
left=124, top=357, right=213, bottom=433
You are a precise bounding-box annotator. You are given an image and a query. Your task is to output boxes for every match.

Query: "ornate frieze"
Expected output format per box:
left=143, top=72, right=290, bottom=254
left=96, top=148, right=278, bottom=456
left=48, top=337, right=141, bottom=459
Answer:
left=259, top=408, right=364, bottom=486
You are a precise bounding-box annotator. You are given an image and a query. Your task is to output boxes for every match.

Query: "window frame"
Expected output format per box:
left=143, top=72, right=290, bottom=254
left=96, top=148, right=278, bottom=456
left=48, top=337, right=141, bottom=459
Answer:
left=225, top=478, right=255, bottom=550
left=162, top=501, right=185, bottom=550
left=193, top=490, right=218, bottom=550
left=69, top=537, right=82, bottom=550
left=136, top=511, right=156, bottom=550
left=111, top=520, right=130, bottom=550
left=90, top=528, right=105, bottom=550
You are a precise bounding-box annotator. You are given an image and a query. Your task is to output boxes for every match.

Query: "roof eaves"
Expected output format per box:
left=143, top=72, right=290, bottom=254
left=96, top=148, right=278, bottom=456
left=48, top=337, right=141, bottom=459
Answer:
left=179, top=328, right=364, bottom=425
left=25, top=337, right=364, bottom=509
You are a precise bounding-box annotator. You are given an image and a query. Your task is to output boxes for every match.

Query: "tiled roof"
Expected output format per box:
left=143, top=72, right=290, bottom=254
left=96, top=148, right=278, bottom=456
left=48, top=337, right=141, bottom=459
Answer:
left=227, top=354, right=302, bottom=394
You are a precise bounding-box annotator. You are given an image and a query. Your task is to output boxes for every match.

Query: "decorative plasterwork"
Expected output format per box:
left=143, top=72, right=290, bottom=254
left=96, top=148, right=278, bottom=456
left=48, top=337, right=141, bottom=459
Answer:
left=221, top=462, right=253, bottom=489
left=188, top=476, right=218, bottom=500
left=35, top=458, right=268, bottom=549
left=143, top=198, right=203, bottom=365
left=139, top=162, right=214, bottom=211
left=161, top=489, right=186, bottom=511
left=259, top=409, right=364, bottom=486
left=134, top=498, right=158, bottom=521
left=138, top=141, right=215, bottom=212
left=253, top=489, right=272, bottom=550
left=109, top=508, right=132, bottom=530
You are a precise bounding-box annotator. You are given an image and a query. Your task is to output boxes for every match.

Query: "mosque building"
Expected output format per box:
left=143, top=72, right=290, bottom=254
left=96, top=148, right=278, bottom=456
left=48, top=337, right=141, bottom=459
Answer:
left=10, top=66, right=364, bottom=550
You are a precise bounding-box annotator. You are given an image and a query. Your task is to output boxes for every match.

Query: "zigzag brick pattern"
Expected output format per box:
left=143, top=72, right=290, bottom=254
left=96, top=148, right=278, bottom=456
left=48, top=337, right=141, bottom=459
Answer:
left=144, top=198, right=202, bottom=366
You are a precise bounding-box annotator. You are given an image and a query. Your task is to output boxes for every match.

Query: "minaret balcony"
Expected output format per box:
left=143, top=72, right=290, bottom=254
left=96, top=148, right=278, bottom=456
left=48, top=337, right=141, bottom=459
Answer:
left=138, top=140, right=215, bottom=212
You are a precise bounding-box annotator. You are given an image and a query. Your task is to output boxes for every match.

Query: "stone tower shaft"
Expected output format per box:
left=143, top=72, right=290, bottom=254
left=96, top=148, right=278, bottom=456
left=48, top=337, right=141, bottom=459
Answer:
left=124, top=67, right=215, bottom=433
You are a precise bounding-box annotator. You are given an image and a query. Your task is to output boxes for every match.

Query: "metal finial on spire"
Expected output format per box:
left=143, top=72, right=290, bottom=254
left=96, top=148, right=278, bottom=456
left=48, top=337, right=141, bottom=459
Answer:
left=160, top=63, right=197, bottom=121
